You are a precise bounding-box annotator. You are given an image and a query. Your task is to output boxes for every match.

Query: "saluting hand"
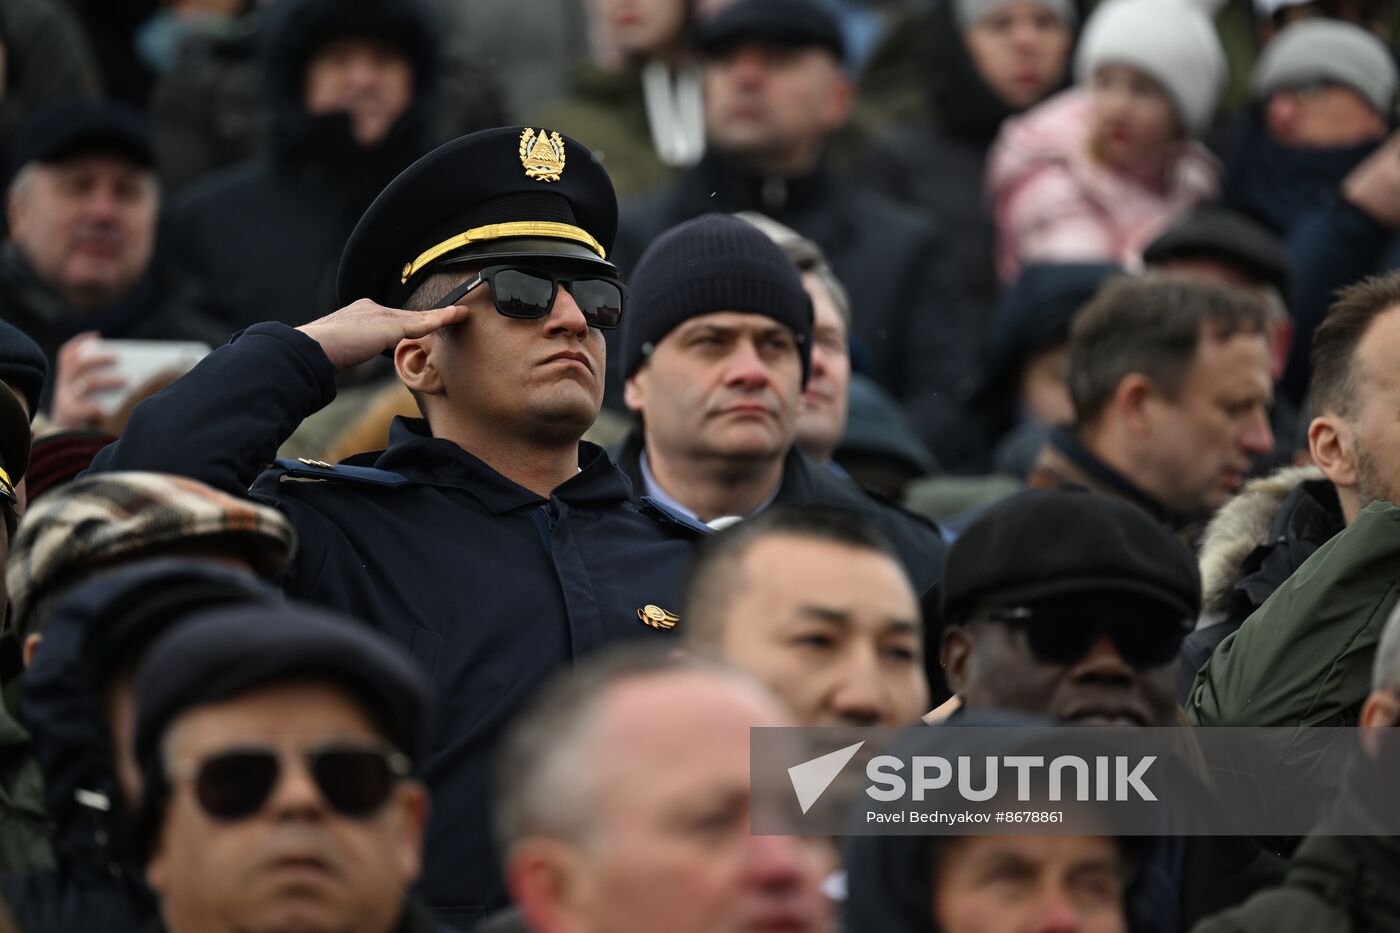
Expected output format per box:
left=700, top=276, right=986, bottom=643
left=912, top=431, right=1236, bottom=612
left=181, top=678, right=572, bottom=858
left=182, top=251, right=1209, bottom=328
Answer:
left=296, top=299, right=472, bottom=371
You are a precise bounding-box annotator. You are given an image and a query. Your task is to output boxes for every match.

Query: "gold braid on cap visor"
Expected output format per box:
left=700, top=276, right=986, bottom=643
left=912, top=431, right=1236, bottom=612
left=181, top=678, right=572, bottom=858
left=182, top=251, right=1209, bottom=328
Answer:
left=0, top=465, right=14, bottom=503
left=400, top=221, right=607, bottom=284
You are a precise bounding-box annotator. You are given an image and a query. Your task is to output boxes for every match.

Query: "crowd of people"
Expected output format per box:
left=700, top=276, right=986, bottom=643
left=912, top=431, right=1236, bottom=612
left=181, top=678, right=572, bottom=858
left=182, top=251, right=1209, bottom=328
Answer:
left=0, top=0, right=1397, bottom=930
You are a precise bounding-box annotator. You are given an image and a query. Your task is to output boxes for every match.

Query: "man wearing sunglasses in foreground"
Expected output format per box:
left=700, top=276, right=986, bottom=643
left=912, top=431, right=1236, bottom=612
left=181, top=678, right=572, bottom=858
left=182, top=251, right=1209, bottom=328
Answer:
left=89, top=127, right=705, bottom=925
left=935, top=488, right=1282, bottom=928
left=132, top=603, right=438, bottom=933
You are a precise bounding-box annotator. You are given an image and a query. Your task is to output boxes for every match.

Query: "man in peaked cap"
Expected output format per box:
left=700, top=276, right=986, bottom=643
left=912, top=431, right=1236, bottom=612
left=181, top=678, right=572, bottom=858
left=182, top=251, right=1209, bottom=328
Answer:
left=90, top=127, right=705, bottom=926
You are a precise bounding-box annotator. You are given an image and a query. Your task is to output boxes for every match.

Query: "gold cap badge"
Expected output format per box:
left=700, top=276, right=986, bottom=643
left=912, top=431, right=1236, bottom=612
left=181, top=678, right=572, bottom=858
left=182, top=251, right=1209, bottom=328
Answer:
left=519, top=128, right=565, bottom=183
left=637, top=604, right=680, bottom=631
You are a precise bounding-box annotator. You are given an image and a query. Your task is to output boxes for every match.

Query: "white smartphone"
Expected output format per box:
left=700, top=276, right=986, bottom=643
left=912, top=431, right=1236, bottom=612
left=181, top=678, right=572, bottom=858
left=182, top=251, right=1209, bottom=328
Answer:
left=77, top=339, right=211, bottom=416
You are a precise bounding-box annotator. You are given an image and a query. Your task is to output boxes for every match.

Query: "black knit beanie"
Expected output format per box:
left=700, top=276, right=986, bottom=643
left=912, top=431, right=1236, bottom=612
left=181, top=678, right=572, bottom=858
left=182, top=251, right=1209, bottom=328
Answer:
left=622, top=213, right=813, bottom=384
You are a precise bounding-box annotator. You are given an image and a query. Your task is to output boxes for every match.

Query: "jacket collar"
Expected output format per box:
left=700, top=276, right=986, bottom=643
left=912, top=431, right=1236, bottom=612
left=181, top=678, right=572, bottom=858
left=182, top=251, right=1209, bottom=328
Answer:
left=1036, top=427, right=1176, bottom=526
left=675, top=150, right=833, bottom=216
left=374, top=417, right=635, bottom=514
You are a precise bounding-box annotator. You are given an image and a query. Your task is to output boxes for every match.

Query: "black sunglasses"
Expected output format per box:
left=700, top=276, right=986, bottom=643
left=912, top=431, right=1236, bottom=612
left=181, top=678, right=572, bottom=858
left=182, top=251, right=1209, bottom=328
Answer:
left=438, top=264, right=626, bottom=330
left=978, top=606, right=1191, bottom=670
left=173, top=741, right=411, bottom=821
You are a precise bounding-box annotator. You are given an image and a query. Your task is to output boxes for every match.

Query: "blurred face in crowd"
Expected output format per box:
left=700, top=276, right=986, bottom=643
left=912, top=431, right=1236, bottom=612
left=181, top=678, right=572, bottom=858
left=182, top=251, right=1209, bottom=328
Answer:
left=1311, top=306, right=1400, bottom=525
left=1265, top=84, right=1387, bottom=149
left=303, top=37, right=413, bottom=147
left=703, top=533, right=927, bottom=726
left=402, top=265, right=607, bottom=448
left=934, top=835, right=1129, bottom=933
left=1129, top=328, right=1274, bottom=515
left=148, top=680, right=427, bottom=933
left=7, top=154, right=157, bottom=312
left=512, top=672, right=835, bottom=933
left=625, top=311, right=803, bottom=470
left=703, top=42, right=853, bottom=176
left=592, top=0, right=688, bottom=59
left=795, top=273, right=850, bottom=463
left=1089, top=64, right=1183, bottom=172
left=964, top=2, right=1073, bottom=109
left=944, top=594, right=1182, bottom=727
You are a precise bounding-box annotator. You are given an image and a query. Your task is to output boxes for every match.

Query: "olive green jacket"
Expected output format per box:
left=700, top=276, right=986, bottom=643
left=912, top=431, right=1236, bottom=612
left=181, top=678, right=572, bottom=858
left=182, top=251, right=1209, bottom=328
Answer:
left=1188, top=500, right=1400, bottom=729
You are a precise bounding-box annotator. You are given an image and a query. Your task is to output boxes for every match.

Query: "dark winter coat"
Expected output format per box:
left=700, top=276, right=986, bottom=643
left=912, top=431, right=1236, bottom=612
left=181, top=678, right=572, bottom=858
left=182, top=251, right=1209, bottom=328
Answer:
left=612, top=429, right=947, bottom=594
left=0, top=572, right=178, bottom=933
left=1222, top=113, right=1400, bottom=404
left=88, top=323, right=705, bottom=928
left=613, top=151, right=980, bottom=468
left=166, top=0, right=445, bottom=332
left=0, top=242, right=230, bottom=409
left=1192, top=756, right=1400, bottom=933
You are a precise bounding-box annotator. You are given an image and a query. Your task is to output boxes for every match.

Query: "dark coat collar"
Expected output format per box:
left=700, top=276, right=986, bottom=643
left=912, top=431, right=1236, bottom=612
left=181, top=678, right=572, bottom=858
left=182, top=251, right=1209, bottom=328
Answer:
left=374, top=417, right=635, bottom=515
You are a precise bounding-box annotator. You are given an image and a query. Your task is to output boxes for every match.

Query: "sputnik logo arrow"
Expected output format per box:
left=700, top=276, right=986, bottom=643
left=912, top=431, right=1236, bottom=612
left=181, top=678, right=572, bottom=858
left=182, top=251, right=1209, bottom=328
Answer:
left=788, top=741, right=865, bottom=815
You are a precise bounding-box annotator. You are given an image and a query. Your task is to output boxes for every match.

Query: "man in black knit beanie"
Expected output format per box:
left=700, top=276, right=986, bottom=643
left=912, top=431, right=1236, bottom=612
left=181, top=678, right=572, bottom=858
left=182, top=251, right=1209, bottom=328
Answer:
left=613, top=212, right=946, bottom=593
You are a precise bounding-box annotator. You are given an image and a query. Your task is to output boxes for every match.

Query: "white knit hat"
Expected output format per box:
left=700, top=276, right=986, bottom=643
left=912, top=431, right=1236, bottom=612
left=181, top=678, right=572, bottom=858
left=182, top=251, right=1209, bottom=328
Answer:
left=1075, top=0, right=1227, bottom=135
left=1252, top=19, right=1398, bottom=117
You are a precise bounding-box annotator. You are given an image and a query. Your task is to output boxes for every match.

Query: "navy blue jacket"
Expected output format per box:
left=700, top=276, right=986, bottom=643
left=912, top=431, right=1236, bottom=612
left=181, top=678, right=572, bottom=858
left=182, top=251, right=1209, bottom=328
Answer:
left=89, top=323, right=704, bottom=928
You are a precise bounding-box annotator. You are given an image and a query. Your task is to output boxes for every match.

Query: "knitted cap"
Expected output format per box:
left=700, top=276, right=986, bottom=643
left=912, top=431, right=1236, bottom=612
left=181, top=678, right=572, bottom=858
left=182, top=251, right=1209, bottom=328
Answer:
left=622, top=213, right=814, bottom=384
left=0, top=319, right=48, bottom=419
left=1251, top=19, right=1398, bottom=118
left=1075, top=0, right=1226, bottom=135
left=7, top=472, right=298, bottom=638
left=954, top=0, right=1076, bottom=29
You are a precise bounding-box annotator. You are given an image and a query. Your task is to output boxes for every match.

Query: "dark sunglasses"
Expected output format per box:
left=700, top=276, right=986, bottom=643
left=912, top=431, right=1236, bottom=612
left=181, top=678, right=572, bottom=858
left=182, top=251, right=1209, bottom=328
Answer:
left=978, top=606, right=1191, bottom=670
left=173, top=742, right=411, bottom=821
left=439, top=264, right=626, bottom=330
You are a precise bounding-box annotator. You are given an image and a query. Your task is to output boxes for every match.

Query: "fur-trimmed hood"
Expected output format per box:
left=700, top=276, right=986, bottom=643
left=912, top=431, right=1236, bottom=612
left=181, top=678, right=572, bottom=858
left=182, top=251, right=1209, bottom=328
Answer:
left=1196, top=466, right=1342, bottom=625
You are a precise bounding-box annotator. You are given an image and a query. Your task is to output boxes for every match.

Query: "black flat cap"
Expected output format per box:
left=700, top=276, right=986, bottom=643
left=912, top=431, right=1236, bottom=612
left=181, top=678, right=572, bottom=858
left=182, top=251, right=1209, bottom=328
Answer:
left=11, top=99, right=153, bottom=176
left=1143, top=208, right=1291, bottom=295
left=134, top=603, right=431, bottom=775
left=939, top=489, right=1201, bottom=627
left=694, top=0, right=846, bottom=63
left=338, top=126, right=619, bottom=308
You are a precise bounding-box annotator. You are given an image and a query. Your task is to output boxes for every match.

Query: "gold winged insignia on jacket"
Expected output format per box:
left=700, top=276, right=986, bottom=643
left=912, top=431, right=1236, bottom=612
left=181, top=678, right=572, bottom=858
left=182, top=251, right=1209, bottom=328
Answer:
left=637, top=604, right=680, bottom=630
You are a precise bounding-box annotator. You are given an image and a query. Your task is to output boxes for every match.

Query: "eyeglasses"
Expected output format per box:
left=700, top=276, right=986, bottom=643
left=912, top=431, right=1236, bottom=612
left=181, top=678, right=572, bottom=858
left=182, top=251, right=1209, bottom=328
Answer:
left=439, top=264, right=626, bottom=330
left=171, top=741, right=411, bottom=821
left=977, top=606, right=1191, bottom=670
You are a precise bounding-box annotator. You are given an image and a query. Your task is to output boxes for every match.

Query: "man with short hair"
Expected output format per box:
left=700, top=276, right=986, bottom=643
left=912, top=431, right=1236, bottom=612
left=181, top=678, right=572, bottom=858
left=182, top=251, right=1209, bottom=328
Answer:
left=682, top=506, right=926, bottom=727
left=613, top=0, right=977, bottom=464
left=132, top=603, right=440, bottom=933
left=91, top=126, right=704, bottom=923
left=1182, top=272, right=1400, bottom=690
left=496, top=648, right=834, bottom=933
left=1190, top=273, right=1400, bottom=749
left=1028, top=276, right=1275, bottom=531
left=614, top=212, right=945, bottom=591
left=1223, top=17, right=1400, bottom=401
left=1, top=100, right=224, bottom=423
left=1142, top=207, right=1298, bottom=472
